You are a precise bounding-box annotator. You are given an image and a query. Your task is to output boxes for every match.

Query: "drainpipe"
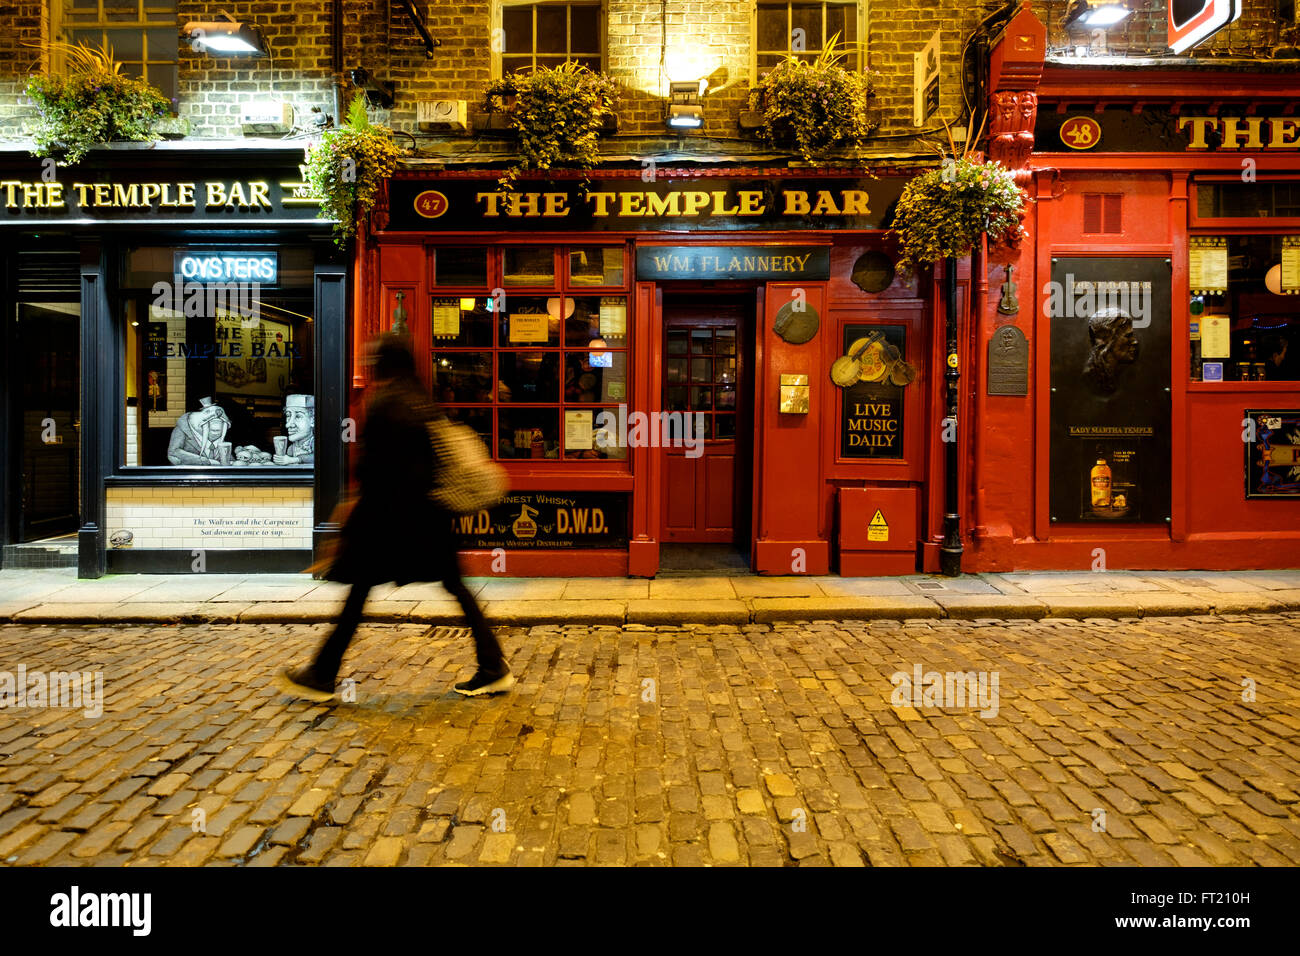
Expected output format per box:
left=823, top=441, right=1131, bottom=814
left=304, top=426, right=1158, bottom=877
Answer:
left=972, top=235, right=989, bottom=547
left=331, top=0, right=344, bottom=124
left=940, top=256, right=963, bottom=576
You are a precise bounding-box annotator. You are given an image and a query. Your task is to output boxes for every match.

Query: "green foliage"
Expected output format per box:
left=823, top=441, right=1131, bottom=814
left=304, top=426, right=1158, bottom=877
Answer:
left=304, top=97, right=404, bottom=245
left=748, top=35, right=877, bottom=163
left=24, top=41, right=171, bottom=166
left=485, top=61, right=618, bottom=185
left=889, top=157, right=1027, bottom=274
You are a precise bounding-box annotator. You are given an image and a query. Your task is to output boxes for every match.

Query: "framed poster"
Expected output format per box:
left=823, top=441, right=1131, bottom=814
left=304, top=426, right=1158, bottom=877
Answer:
left=840, top=324, right=907, bottom=459
left=1049, top=258, right=1171, bottom=523
left=144, top=322, right=168, bottom=412
left=1245, top=410, right=1300, bottom=498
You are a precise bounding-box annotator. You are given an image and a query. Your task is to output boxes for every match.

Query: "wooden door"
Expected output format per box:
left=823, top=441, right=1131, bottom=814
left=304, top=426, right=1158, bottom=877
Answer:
left=661, top=307, right=743, bottom=542
left=16, top=303, right=80, bottom=541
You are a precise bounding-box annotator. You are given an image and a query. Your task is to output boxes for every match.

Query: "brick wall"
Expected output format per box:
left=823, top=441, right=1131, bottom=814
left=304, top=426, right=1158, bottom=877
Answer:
left=1040, top=0, right=1284, bottom=55
left=0, top=1, right=1292, bottom=159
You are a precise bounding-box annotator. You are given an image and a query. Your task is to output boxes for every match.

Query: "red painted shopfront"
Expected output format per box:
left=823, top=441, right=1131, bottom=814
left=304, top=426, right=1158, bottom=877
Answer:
left=355, top=168, right=973, bottom=576
left=976, top=12, right=1300, bottom=572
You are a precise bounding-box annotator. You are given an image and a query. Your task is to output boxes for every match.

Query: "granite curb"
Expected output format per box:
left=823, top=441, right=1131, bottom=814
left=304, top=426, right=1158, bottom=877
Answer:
left=3, top=591, right=1298, bottom=626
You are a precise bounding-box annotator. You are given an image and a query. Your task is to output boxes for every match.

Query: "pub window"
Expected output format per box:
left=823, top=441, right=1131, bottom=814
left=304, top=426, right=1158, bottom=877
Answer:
left=1189, top=236, right=1300, bottom=383
left=755, top=0, right=860, bottom=75
left=1196, top=181, right=1300, bottom=222
left=498, top=1, right=603, bottom=75
left=56, top=0, right=180, bottom=106
left=121, top=247, right=316, bottom=468
left=430, top=245, right=629, bottom=461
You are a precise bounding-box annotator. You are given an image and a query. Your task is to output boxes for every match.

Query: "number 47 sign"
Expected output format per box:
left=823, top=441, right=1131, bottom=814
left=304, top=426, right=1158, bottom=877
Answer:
left=1168, top=0, right=1242, bottom=55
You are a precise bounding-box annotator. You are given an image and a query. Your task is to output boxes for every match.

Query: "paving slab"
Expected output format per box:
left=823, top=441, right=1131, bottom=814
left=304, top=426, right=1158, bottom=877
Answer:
left=484, top=600, right=625, bottom=625
left=814, top=579, right=915, bottom=597
left=731, top=577, right=824, bottom=598
left=1208, top=593, right=1287, bottom=615
left=476, top=580, right=568, bottom=601
left=12, top=603, right=129, bottom=623
left=561, top=578, right=651, bottom=600
left=903, top=575, right=1001, bottom=595
left=931, top=594, right=1048, bottom=620
left=209, top=584, right=319, bottom=602
left=627, top=600, right=748, bottom=625
left=356, top=601, right=419, bottom=621
left=647, top=577, right=737, bottom=600
left=97, top=602, right=212, bottom=623
left=751, top=596, right=941, bottom=622
left=410, top=601, right=477, bottom=623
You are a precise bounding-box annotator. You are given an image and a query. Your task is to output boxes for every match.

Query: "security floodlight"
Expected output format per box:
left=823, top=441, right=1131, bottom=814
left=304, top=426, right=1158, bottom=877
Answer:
left=1064, top=1, right=1131, bottom=29
left=666, top=81, right=704, bottom=130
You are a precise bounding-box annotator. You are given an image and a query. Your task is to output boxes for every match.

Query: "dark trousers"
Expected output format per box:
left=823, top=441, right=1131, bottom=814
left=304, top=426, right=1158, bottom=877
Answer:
left=311, top=564, right=505, bottom=684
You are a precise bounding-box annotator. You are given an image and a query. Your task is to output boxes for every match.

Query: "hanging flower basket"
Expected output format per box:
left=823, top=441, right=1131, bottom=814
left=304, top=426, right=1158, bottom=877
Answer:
left=747, top=34, right=877, bottom=163
left=483, top=61, right=618, bottom=185
left=303, top=97, right=404, bottom=245
left=24, top=41, right=172, bottom=166
left=889, top=155, right=1027, bottom=275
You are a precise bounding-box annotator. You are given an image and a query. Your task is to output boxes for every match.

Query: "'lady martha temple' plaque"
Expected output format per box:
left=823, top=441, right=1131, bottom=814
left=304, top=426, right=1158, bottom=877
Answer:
left=987, top=325, right=1029, bottom=396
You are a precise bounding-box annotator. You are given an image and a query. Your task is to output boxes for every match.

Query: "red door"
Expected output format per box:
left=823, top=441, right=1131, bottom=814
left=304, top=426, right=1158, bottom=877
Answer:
left=661, top=306, right=743, bottom=542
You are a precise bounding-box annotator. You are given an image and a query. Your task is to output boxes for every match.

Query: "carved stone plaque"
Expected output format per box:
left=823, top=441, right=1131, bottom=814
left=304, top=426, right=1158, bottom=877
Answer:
left=987, top=325, right=1029, bottom=396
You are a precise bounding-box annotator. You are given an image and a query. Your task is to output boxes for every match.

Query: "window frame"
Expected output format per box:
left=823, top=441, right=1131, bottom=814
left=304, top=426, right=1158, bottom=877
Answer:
left=428, top=242, right=633, bottom=468
left=492, top=0, right=607, bottom=78
left=52, top=0, right=180, bottom=106
left=751, top=0, right=865, bottom=82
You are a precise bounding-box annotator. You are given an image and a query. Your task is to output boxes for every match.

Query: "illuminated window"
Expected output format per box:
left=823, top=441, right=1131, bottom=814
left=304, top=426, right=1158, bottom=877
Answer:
left=57, top=0, right=180, bottom=105
left=755, top=1, right=860, bottom=74
left=498, top=1, right=603, bottom=75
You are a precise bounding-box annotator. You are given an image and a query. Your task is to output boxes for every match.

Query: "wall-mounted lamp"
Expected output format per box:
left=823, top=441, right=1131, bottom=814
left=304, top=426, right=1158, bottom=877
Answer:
left=182, top=17, right=270, bottom=57
left=349, top=67, right=396, bottom=110
left=666, top=80, right=704, bottom=130
left=1064, top=1, right=1131, bottom=30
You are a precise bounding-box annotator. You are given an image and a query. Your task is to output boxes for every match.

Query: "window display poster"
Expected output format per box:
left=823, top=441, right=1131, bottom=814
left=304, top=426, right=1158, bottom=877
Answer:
left=1200, top=314, right=1231, bottom=359
left=599, top=297, right=627, bottom=336
left=450, top=492, right=629, bottom=549
left=565, top=410, right=593, bottom=450
left=1245, top=409, right=1300, bottom=498
left=1188, top=237, right=1228, bottom=294
left=1283, top=237, right=1300, bottom=293
left=509, top=313, right=548, bottom=343
left=1049, top=257, right=1171, bottom=523
left=145, top=322, right=167, bottom=412
left=432, top=299, right=461, bottom=338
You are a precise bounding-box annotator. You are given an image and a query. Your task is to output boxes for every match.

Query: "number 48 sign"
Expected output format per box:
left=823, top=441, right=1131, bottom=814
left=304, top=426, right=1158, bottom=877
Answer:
left=1168, top=0, right=1242, bottom=55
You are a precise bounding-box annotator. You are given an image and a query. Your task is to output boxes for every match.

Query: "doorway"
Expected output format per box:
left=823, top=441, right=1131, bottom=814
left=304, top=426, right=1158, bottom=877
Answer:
left=13, top=301, right=81, bottom=542
left=660, top=293, right=755, bottom=569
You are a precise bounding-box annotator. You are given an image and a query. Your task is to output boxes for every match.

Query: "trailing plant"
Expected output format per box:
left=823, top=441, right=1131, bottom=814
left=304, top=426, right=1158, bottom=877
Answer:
left=889, top=119, right=1027, bottom=274
left=24, top=41, right=172, bottom=165
left=303, top=96, right=404, bottom=244
left=484, top=61, right=617, bottom=185
left=748, top=34, right=877, bottom=163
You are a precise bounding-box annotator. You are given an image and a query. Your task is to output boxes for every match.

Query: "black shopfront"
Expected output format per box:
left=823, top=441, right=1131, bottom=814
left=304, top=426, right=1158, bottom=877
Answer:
left=0, top=146, right=347, bottom=576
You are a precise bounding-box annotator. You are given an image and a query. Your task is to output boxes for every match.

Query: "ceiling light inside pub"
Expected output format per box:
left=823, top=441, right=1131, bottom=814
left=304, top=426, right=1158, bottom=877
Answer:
left=1064, top=0, right=1131, bottom=29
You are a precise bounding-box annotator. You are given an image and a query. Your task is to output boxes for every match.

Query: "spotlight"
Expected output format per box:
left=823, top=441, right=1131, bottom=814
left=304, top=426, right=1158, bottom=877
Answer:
left=1064, top=1, right=1131, bottom=29
left=182, top=18, right=270, bottom=57
left=349, top=67, right=396, bottom=110
left=666, top=80, right=704, bottom=130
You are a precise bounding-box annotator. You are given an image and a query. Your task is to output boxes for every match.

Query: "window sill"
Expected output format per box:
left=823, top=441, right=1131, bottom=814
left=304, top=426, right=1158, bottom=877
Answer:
left=1186, top=380, right=1300, bottom=392
left=107, top=468, right=314, bottom=486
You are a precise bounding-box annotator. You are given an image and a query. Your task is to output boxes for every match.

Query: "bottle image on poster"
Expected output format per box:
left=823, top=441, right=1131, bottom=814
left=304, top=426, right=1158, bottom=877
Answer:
left=1049, top=258, right=1170, bottom=524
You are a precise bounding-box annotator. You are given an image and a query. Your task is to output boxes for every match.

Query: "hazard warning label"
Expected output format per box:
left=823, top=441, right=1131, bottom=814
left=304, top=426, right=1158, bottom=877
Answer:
left=868, top=509, right=889, bottom=542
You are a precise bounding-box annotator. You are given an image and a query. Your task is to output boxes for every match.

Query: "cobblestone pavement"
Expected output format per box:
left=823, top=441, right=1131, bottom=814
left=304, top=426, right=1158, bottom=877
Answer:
left=1, top=613, right=1298, bottom=866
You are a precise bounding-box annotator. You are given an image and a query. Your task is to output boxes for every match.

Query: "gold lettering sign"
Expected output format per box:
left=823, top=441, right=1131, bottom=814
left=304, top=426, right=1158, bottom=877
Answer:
left=1178, top=116, right=1300, bottom=150
left=0, top=179, right=276, bottom=211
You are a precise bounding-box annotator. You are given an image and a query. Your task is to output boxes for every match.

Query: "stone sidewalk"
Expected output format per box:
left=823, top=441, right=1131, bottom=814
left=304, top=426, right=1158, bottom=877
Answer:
left=1, top=568, right=1298, bottom=626
left=0, top=614, right=1297, bottom=866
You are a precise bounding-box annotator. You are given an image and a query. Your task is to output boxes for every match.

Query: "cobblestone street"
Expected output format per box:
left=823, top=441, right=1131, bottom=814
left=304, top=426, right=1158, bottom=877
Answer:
left=1, top=613, right=1298, bottom=867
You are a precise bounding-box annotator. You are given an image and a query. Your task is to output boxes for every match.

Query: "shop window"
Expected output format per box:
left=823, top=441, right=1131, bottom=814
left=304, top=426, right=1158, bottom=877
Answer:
left=121, top=246, right=316, bottom=468
left=57, top=0, right=180, bottom=105
left=1189, top=235, right=1300, bottom=382
left=499, top=1, right=603, bottom=75
left=431, top=245, right=629, bottom=461
left=433, top=247, right=489, bottom=286
left=756, top=1, right=860, bottom=75
left=1196, top=181, right=1300, bottom=221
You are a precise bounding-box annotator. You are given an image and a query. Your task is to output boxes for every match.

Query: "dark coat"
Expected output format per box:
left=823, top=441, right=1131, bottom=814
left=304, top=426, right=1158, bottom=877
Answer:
left=326, top=377, right=458, bottom=586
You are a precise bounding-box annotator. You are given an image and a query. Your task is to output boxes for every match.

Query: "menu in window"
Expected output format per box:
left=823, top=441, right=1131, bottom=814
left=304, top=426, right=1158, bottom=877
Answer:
left=1188, top=237, right=1228, bottom=295
left=599, top=297, right=626, bottom=336
left=1283, top=237, right=1300, bottom=293
left=432, top=299, right=460, bottom=338
left=565, top=410, right=593, bottom=450
left=509, top=313, right=548, bottom=343
left=1201, top=314, right=1231, bottom=359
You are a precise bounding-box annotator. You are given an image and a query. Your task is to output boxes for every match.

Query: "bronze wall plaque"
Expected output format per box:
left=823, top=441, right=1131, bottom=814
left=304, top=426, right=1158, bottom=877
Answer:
left=773, top=302, right=819, bottom=344
left=987, top=325, right=1029, bottom=396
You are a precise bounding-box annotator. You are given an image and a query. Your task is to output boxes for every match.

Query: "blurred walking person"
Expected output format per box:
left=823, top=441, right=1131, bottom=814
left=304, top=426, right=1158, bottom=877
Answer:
left=277, top=335, right=513, bottom=702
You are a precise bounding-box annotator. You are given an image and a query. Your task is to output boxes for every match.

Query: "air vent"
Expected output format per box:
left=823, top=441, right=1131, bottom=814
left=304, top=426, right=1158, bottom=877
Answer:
left=1083, top=193, right=1122, bottom=235
left=17, top=250, right=81, bottom=298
